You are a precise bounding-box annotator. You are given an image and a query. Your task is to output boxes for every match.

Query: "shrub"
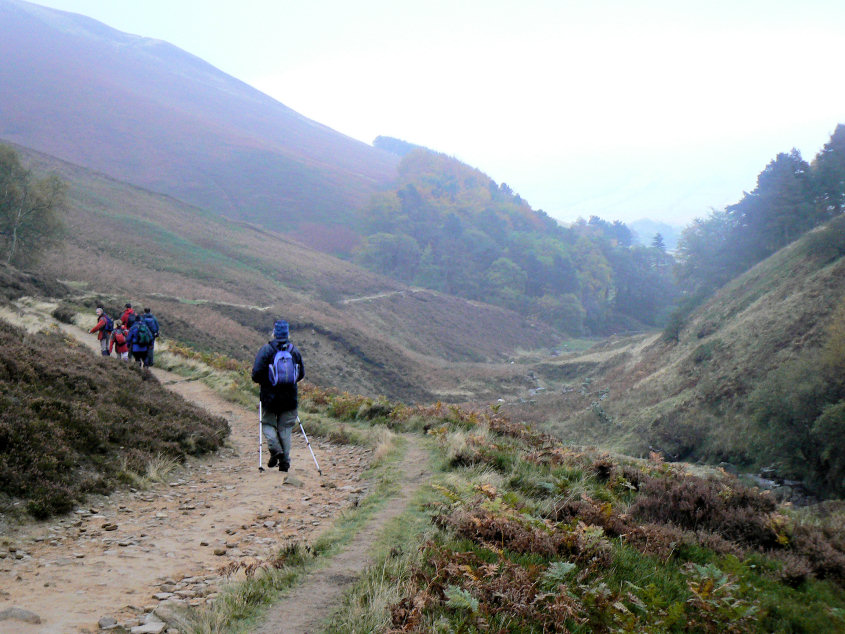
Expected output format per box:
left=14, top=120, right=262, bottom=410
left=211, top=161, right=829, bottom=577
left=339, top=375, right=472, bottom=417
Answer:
left=0, top=320, right=229, bottom=517
left=801, top=214, right=845, bottom=263
left=50, top=303, right=76, bottom=324
left=630, top=474, right=781, bottom=549
left=662, top=290, right=710, bottom=343
left=748, top=353, right=844, bottom=495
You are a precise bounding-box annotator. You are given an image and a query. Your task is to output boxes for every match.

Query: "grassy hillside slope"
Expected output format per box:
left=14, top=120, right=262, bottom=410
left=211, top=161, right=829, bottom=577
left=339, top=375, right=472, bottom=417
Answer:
left=16, top=144, right=560, bottom=403
left=510, top=218, right=845, bottom=492
left=0, top=0, right=398, bottom=241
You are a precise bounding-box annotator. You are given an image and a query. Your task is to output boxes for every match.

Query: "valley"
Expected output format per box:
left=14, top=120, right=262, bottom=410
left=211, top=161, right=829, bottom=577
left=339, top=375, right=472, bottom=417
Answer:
left=0, top=2, right=843, bottom=630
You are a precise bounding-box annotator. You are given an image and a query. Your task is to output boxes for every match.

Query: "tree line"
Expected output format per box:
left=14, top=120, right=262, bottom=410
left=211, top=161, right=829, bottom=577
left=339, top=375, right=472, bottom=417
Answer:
left=676, top=124, right=845, bottom=295
left=354, top=149, right=676, bottom=336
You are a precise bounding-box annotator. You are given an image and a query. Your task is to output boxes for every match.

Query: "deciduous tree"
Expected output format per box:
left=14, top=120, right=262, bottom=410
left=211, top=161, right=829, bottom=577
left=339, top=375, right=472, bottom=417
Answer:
left=0, top=145, right=66, bottom=266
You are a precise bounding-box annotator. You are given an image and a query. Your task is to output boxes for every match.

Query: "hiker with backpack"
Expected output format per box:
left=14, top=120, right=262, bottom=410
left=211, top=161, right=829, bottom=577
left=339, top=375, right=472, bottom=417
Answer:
left=109, top=319, right=130, bottom=361
left=126, top=314, right=154, bottom=367
left=120, top=303, right=136, bottom=328
left=140, top=307, right=160, bottom=367
left=251, top=320, right=304, bottom=472
left=89, top=306, right=113, bottom=356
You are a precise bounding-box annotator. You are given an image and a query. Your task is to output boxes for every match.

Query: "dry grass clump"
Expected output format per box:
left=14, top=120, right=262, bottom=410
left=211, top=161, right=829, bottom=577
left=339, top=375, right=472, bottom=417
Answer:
left=371, top=427, right=397, bottom=465
left=0, top=319, right=229, bottom=518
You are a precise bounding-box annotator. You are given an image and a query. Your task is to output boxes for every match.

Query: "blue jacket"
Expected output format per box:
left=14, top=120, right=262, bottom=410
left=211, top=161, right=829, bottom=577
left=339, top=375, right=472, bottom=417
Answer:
left=252, top=338, right=304, bottom=414
left=126, top=322, right=150, bottom=352
left=141, top=313, right=159, bottom=337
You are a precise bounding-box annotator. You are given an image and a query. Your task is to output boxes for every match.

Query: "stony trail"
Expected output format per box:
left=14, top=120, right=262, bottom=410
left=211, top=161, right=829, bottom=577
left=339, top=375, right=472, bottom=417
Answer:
left=254, top=441, right=429, bottom=634
left=0, top=310, right=375, bottom=633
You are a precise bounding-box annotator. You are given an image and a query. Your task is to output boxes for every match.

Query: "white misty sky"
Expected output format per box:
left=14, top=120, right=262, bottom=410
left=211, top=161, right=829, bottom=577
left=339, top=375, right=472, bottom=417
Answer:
left=29, top=0, right=845, bottom=227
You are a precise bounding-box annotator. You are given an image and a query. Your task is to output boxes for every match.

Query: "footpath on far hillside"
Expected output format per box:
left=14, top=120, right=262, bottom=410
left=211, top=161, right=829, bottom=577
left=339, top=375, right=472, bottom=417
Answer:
left=0, top=301, right=429, bottom=634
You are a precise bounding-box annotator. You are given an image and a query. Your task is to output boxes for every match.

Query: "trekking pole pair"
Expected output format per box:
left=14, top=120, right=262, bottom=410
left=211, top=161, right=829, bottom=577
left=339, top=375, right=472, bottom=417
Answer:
left=257, top=401, right=322, bottom=476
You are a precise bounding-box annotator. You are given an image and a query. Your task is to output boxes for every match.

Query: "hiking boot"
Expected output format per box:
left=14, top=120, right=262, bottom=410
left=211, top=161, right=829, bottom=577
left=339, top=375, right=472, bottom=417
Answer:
left=279, top=461, right=290, bottom=473
left=268, top=453, right=279, bottom=469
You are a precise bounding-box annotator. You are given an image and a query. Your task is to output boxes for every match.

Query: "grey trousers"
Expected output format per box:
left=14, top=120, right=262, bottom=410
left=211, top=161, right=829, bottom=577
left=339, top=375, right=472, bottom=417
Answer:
left=261, top=408, right=297, bottom=463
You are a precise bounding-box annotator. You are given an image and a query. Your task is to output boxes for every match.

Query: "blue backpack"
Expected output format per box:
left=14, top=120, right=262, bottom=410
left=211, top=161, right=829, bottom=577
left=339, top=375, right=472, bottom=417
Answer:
left=102, top=314, right=113, bottom=334
left=269, top=343, right=297, bottom=386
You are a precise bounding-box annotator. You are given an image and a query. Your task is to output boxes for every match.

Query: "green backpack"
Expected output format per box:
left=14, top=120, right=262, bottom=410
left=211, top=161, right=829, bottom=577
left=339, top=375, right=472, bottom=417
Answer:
left=136, top=322, right=153, bottom=346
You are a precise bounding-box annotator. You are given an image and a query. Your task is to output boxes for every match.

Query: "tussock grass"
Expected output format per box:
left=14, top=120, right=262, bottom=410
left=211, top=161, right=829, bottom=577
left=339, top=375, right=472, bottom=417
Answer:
left=144, top=453, right=181, bottom=484
left=371, top=427, right=397, bottom=466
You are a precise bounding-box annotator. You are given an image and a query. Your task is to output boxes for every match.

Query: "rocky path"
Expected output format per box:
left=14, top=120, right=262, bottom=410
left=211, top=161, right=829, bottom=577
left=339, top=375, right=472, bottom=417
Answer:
left=0, top=308, right=375, bottom=633
left=254, top=441, right=429, bottom=634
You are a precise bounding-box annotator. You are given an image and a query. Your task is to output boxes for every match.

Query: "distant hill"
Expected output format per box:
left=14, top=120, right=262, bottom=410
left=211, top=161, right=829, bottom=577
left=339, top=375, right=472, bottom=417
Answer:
left=0, top=0, right=398, bottom=246
left=372, top=136, right=429, bottom=157
left=629, top=218, right=681, bottom=251
left=352, top=148, right=678, bottom=335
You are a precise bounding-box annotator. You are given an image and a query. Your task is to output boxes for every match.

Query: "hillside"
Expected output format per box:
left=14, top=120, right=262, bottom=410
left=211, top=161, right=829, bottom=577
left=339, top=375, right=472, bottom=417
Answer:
left=508, top=216, right=845, bottom=495
left=11, top=143, right=561, bottom=403
left=0, top=0, right=398, bottom=246
left=0, top=305, right=228, bottom=519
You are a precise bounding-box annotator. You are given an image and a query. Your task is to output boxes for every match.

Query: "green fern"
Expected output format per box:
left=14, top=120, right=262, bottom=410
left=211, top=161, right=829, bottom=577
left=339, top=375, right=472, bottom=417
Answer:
left=444, top=585, right=479, bottom=613
left=541, top=561, right=577, bottom=589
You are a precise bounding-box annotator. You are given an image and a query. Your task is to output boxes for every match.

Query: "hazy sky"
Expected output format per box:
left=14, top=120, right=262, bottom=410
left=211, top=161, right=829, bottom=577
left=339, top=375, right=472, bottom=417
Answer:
left=29, top=0, right=845, bottom=226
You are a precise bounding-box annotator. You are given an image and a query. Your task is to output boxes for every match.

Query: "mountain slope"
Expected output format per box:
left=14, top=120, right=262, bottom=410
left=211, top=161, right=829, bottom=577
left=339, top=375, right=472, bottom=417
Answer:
left=0, top=0, right=398, bottom=241
left=12, top=142, right=560, bottom=402
left=508, top=217, right=845, bottom=492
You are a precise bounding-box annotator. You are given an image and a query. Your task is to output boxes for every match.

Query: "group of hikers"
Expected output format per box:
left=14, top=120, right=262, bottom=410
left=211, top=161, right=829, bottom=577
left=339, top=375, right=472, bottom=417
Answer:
left=90, top=308, right=303, bottom=473
left=89, top=303, right=160, bottom=367
left=91, top=307, right=304, bottom=472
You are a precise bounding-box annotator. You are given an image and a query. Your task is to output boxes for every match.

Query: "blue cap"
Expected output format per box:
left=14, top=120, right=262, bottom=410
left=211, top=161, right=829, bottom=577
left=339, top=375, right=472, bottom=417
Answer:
left=274, top=320, right=289, bottom=340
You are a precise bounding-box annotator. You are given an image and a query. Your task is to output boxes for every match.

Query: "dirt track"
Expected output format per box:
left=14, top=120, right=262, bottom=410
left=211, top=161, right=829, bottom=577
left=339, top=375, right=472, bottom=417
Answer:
left=254, top=441, right=429, bottom=633
left=0, top=313, right=374, bottom=633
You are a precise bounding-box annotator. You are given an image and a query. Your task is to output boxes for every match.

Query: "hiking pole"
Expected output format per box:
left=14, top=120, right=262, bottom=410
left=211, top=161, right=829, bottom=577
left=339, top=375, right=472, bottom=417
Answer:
left=258, top=401, right=265, bottom=473
left=297, top=416, right=322, bottom=476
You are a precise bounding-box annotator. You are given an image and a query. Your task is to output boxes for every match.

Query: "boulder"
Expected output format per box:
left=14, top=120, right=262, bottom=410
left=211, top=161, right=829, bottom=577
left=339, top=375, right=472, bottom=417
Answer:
left=0, top=607, right=41, bottom=624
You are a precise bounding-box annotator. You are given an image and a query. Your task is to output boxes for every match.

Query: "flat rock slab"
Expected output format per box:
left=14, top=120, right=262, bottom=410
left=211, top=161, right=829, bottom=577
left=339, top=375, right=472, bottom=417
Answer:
left=130, top=621, right=165, bottom=633
left=0, top=607, right=42, bottom=624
